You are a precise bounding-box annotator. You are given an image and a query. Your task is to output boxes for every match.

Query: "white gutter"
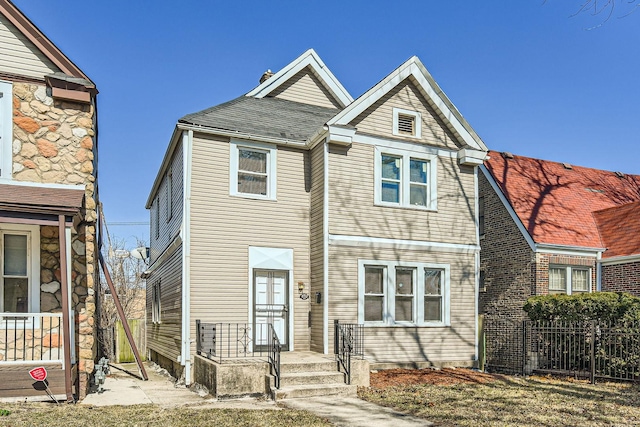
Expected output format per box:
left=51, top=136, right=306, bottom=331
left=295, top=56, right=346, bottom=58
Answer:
left=599, top=253, right=640, bottom=266
left=177, top=123, right=308, bottom=149
left=180, top=129, right=193, bottom=385
left=534, top=243, right=606, bottom=257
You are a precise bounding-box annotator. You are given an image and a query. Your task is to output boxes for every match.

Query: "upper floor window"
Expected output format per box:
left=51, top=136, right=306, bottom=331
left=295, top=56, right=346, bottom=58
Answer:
left=359, top=260, right=450, bottom=326
left=166, top=169, right=173, bottom=221
left=393, top=108, right=421, bottom=139
left=375, top=147, right=437, bottom=210
left=0, top=80, right=12, bottom=179
left=155, top=196, right=160, bottom=239
left=230, top=140, right=277, bottom=200
left=549, top=266, right=591, bottom=295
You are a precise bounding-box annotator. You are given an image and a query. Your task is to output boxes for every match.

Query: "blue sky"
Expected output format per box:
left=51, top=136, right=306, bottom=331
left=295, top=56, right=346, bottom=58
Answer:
left=12, top=0, right=640, bottom=248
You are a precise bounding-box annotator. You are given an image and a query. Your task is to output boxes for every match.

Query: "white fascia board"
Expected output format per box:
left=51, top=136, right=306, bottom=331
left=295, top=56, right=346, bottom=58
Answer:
left=458, top=148, right=487, bottom=166
left=245, top=49, right=353, bottom=107
left=0, top=179, right=84, bottom=191
left=146, top=126, right=182, bottom=208
left=535, top=244, right=604, bottom=257
left=329, top=234, right=480, bottom=254
left=176, top=123, right=308, bottom=149
left=328, top=57, right=487, bottom=152
left=352, top=133, right=458, bottom=159
left=326, top=125, right=356, bottom=146
left=480, top=165, right=536, bottom=252
left=598, top=254, right=640, bottom=266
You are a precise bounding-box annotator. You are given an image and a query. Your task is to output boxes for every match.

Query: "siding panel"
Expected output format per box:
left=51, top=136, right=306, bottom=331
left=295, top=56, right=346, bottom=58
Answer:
left=309, top=142, right=325, bottom=352
left=189, top=134, right=311, bottom=352
left=270, top=67, right=342, bottom=109
left=328, top=245, right=476, bottom=364
left=0, top=16, right=59, bottom=79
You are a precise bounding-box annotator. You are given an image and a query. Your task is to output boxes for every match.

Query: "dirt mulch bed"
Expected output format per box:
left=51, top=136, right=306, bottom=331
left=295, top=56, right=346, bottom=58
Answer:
left=370, top=367, right=502, bottom=388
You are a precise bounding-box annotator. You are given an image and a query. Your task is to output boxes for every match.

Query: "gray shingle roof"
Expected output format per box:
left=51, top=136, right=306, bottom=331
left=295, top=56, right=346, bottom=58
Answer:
left=179, top=96, right=341, bottom=142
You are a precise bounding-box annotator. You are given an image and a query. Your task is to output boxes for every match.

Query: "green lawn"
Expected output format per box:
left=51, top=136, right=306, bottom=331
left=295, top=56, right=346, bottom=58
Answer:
left=0, top=404, right=331, bottom=427
left=359, top=375, right=640, bottom=427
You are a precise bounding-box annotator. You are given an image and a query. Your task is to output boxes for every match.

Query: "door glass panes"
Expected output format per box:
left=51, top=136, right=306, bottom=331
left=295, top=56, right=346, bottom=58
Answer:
left=364, top=266, right=384, bottom=322
left=395, top=268, right=414, bottom=322
left=381, top=155, right=401, bottom=203
left=424, top=269, right=442, bottom=322
left=238, top=149, right=268, bottom=195
left=409, top=159, right=428, bottom=206
left=4, top=234, right=27, bottom=276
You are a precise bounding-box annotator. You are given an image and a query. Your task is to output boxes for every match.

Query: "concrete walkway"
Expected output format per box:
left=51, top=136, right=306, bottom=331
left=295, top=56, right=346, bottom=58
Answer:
left=281, top=396, right=432, bottom=427
left=81, top=361, right=432, bottom=426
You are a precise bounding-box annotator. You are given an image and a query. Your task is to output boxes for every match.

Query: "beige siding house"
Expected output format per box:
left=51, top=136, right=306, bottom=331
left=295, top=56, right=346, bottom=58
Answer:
left=0, top=0, right=99, bottom=400
left=145, top=49, right=487, bottom=390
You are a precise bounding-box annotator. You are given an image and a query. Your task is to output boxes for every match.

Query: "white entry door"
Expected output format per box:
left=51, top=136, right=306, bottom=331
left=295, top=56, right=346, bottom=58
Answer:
left=254, top=269, right=289, bottom=350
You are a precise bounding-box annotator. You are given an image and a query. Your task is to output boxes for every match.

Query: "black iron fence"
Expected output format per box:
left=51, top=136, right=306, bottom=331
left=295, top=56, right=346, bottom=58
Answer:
left=333, top=320, right=364, bottom=385
left=195, top=320, right=282, bottom=388
left=485, top=319, right=640, bottom=383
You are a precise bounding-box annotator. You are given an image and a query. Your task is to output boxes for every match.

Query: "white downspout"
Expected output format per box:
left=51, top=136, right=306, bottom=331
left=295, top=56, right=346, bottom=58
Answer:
left=473, top=167, right=479, bottom=364
left=596, top=251, right=602, bottom=291
left=323, top=142, right=329, bottom=354
left=181, top=130, right=193, bottom=385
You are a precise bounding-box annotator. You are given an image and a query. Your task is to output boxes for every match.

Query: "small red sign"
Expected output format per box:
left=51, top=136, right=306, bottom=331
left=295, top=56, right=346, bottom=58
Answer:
left=29, top=367, right=47, bottom=382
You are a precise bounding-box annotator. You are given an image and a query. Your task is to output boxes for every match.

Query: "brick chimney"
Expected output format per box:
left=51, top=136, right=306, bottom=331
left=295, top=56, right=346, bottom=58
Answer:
left=259, top=69, right=274, bottom=84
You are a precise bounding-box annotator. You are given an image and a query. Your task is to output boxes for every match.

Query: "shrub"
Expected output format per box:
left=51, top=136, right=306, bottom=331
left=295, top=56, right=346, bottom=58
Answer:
left=523, top=292, right=640, bottom=323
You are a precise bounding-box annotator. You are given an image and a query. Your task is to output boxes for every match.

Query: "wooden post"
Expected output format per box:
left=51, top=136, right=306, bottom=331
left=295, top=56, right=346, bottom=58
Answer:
left=58, top=215, right=74, bottom=402
left=98, top=251, right=148, bottom=380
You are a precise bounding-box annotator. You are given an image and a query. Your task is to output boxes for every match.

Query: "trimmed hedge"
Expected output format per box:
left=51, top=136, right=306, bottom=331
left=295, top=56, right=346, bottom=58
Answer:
left=523, top=292, right=640, bottom=323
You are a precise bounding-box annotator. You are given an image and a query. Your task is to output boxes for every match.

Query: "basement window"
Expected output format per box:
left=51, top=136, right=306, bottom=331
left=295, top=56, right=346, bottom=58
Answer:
left=393, top=108, right=421, bottom=139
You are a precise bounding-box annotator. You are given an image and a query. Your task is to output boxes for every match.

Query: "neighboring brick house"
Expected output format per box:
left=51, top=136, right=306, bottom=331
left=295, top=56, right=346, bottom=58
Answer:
left=479, top=151, right=640, bottom=372
left=0, top=0, right=99, bottom=400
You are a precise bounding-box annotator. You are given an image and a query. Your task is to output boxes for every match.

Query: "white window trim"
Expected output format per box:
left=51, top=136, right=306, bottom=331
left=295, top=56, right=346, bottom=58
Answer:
left=374, top=146, right=438, bottom=211
left=393, top=107, right=421, bottom=139
left=151, top=280, right=161, bottom=324
left=358, top=259, right=450, bottom=327
left=230, top=140, right=277, bottom=201
left=549, top=265, right=592, bottom=295
left=0, top=80, right=12, bottom=180
left=0, top=224, right=41, bottom=318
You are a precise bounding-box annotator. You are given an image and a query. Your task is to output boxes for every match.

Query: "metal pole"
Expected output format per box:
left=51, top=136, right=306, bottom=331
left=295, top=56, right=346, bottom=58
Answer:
left=98, top=251, right=148, bottom=380
left=590, top=320, right=596, bottom=384
left=58, top=215, right=74, bottom=402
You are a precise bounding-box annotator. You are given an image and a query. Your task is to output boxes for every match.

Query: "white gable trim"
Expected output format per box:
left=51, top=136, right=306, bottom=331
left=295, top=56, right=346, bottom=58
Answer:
left=480, top=165, right=536, bottom=252
left=600, top=254, right=640, bottom=266
left=246, top=49, right=353, bottom=108
left=327, top=57, right=487, bottom=152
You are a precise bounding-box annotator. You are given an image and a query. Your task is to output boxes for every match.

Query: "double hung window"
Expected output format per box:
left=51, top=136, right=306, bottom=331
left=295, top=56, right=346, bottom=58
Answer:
left=230, top=140, right=277, bottom=200
left=0, top=225, right=39, bottom=315
left=549, top=266, right=591, bottom=295
left=376, top=148, right=437, bottom=210
left=359, top=260, right=449, bottom=326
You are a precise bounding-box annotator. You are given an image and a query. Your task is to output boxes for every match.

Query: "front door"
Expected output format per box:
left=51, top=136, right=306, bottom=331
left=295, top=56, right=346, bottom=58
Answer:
left=254, top=269, right=289, bottom=351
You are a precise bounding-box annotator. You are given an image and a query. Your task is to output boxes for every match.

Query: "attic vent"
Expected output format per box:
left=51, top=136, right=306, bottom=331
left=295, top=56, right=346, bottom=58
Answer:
left=501, top=152, right=514, bottom=159
left=562, top=163, right=573, bottom=170
left=259, top=69, right=274, bottom=84
left=397, top=114, right=415, bottom=135
left=615, top=171, right=625, bottom=178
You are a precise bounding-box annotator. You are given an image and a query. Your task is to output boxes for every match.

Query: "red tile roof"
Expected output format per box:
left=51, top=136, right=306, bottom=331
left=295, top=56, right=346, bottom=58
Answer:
left=484, top=151, right=640, bottom=250
left=593, top=201, right=640, bottom=258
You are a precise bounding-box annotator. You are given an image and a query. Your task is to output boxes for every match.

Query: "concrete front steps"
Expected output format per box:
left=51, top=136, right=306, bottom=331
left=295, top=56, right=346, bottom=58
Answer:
left=270, top=353, right=357, bottom=400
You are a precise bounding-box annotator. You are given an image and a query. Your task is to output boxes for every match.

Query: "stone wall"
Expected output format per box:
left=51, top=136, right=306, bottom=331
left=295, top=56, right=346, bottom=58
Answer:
left=602, top=261, right=640, bottom=297
left=12, top=82, right=98, bottom=398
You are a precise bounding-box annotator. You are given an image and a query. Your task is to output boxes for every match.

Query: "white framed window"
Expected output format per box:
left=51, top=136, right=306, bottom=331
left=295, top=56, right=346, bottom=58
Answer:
left=155, top=196, right=160, bottom=239
left=230, top=140, right=277, bottom=200
left=393, top=108, right=421, bottom=139
left=374, top=147, right=437, bottom=210
left=358, top=260, right=450, bottom=326
left=0, top=80, right=12, bottom=179
left=151, top=280, right=161, bottom=324
left=549, top=265, right=591, bottom=295
left=0, top=224, right=40, bottom=315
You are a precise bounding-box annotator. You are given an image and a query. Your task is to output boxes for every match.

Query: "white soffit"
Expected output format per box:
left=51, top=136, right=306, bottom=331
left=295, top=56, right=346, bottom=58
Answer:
left=327, top=57, right=488, bottom=152
left=245, top=49, right=353, bottom=108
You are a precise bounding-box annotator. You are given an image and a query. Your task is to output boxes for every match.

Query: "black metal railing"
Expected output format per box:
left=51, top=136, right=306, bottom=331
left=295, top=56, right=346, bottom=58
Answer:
left=525, top=320, right=640, bottom=383
left=196, top=320, right=282, bottom=389
left=267, top=323, right=281, bottom=389
left=333, top=320, right=364, bottom=385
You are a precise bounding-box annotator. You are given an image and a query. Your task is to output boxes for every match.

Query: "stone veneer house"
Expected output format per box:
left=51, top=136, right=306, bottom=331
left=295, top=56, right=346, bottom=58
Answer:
left=479, top=151, right=640, bottom=372
left=0, top=0, right=98, bottom=400
left=145, top=49, right=488, bottom=396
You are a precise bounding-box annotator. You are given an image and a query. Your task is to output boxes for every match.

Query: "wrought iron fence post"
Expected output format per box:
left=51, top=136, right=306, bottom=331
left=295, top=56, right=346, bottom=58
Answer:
left=590, top=320, right=596, bottom=384
left=196, top=319, right=201, bottom=355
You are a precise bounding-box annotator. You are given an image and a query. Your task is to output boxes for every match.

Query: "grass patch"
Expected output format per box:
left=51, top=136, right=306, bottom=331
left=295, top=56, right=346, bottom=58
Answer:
left=359, top=375, right=640, bottom=427
left=0, top=404, right=331, bottom=427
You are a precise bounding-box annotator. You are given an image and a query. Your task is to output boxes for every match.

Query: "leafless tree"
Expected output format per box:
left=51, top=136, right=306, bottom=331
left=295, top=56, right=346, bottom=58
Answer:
left=97, top=237, right=147, bottom=360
